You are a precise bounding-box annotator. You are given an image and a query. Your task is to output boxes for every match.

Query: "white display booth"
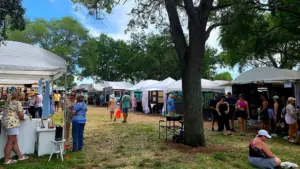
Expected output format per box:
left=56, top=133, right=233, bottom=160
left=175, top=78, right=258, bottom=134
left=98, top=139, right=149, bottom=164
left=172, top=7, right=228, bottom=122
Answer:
left=0, top=41, right=68, bottom=159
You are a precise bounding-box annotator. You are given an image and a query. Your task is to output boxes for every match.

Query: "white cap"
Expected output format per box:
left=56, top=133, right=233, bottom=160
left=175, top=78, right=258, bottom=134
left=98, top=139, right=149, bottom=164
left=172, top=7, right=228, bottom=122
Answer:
left=288, top=97, right=296, bottom=101
left=272, top=95, right=279, bottom=100
left=257, top=129, right=272, bottom=139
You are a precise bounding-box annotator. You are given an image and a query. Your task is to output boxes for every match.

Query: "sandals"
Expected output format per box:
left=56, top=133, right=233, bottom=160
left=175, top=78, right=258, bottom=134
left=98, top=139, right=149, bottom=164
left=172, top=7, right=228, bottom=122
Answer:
left=18, top=155, right=29, bottom=161
left=4, top=159, right=17, bottom=165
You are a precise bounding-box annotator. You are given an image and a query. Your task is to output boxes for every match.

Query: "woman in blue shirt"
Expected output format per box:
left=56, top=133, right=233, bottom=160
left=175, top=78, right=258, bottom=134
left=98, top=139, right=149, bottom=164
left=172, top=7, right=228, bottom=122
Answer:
left=167, top=94, right=175, bottom=117
left=71, top=96, right=87, bottom=152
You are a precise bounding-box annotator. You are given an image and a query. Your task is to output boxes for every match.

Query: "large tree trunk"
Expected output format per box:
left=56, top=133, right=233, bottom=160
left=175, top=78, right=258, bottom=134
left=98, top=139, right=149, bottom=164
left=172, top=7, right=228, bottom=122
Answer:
left=182, top=23, right=206, bottom=146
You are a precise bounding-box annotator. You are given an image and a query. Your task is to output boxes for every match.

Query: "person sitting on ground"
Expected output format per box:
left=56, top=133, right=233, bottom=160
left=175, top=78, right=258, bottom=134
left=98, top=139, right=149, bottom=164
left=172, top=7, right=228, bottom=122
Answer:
left=248, top=130, right=281, bottom=169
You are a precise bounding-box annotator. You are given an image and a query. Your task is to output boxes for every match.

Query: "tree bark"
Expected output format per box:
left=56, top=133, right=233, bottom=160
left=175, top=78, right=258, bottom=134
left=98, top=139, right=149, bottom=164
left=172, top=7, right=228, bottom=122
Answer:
left=181, top=17, right=206, bottom=147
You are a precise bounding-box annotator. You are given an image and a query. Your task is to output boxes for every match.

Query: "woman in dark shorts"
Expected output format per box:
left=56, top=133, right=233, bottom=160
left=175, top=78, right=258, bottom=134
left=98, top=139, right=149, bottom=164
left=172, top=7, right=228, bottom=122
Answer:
left=259, top=95, right=269, bottom=130
left=235, top=94, right=250, bottom=136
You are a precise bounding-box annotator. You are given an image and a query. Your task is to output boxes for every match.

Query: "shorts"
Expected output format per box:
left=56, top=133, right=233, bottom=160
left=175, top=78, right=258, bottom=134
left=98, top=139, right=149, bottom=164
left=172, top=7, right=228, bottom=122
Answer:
left=122, top=108, right=129, bottom=113
left=248, top=157, right=276, bottom=169
left=55, top=101, right=59, bottom=106
left=211, top=111, right=219, bottom=121
left=229, top=105, right=237, bottom=120
left=268, top=109, right=275, bottom=120
left=236, top=110, right=247, bottom=120
left=109, top=108, right=115, bottom=113
left=7, top=128, right=19, bottom=136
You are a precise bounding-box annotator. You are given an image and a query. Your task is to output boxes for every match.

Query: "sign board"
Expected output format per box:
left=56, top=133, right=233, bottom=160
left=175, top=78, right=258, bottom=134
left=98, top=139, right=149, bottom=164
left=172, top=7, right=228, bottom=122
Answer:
left=284, top=82, right=292, bottom=88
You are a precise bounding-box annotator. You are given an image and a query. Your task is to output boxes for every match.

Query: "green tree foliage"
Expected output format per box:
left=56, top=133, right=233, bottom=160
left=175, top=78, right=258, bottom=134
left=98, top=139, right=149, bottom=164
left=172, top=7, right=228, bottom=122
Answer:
left=7, top=17, right=89, bottom=88
left=73, top=0, right=299, bottom=146
left=213, top=72, right=233, bottom=81
left=0, top=0, right=26, bottom=43
left=219, top=1, right=300, bottom=71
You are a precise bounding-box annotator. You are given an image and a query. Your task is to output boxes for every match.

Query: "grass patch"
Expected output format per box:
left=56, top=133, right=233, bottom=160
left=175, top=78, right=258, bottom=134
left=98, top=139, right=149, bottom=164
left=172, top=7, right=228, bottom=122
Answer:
left=1, top=106, right=299, bottom=169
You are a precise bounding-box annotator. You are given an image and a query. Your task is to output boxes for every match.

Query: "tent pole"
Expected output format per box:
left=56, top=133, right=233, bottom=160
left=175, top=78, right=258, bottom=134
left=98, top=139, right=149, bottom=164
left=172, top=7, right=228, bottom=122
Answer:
left=63, top=73, right=67, bottom=154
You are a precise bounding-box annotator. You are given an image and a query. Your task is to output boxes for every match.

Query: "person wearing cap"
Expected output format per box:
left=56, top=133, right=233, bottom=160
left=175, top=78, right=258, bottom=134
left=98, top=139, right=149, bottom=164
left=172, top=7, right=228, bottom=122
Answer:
left=108, top=94, right=117, bottom=121
left=2, top=92, right=29, bottom=164
left=285, top=97, right=299, bottom=143
left=121, top=91, right=131, bottom=123
left=248, top=129, right=281, bottom=169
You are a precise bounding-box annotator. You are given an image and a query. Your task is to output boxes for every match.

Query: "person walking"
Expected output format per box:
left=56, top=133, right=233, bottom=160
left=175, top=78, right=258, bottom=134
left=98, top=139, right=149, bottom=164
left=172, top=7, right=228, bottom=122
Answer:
left=121, top=91, right=131, bottom=123
left=71, top=96, right=87, bottom=152
left=108, top=95, right=117, bottom=121
left=235, top=94, right=250, bottom=136
left=216, top=96, right=232, bottom=135
left=53, top=91, right=61, bottom=111
left=226, top=92, right=237, bottom=132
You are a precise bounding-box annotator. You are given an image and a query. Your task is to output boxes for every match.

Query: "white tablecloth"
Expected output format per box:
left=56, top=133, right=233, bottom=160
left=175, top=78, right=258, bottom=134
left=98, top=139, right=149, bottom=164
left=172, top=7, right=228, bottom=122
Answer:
left=0, top=116, right=40, bottom=159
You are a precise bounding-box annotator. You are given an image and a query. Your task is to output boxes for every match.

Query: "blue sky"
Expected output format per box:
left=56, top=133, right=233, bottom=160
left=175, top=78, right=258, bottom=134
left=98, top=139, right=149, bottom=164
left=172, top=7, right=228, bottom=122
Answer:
left=22, top=0, right=243, bottom=84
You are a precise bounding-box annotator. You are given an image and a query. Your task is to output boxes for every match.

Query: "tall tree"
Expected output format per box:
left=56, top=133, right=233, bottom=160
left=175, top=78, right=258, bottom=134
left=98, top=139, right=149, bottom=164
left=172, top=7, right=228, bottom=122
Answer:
left=72, top=0, right=238, bottom=146
left=7, top=17, right=89, bottom=88
left=213, top=72, right=233, bottom=81
left=219, top=1, right=300, bottom=71
left=0, top=0, right=26, bottom=43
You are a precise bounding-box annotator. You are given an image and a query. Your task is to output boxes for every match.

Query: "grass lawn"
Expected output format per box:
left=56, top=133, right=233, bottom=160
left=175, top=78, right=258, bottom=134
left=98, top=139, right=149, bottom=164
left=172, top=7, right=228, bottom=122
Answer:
left=1, top=106, right=300, bottom=169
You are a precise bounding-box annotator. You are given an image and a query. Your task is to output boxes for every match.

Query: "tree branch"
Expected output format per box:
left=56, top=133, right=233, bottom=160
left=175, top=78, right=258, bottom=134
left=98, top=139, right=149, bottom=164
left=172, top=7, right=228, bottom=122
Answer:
left=206, top=22, right=226, bottom=40
left=164, top=0, right=188, bottom=61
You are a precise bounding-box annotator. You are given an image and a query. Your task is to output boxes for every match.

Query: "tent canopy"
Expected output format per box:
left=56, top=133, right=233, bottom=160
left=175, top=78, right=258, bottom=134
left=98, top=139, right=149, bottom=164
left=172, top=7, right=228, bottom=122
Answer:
left=167, top=79, right=224, bottom=92
left=77, top=84, right=92, bottom=90
left=88, top=83, right=105, bottom=92
left=129, top=80, right=160, bottom=91
left=0, top=41, right=67, bottom=81
left=231, top=67, right=300, bottom=84
left=104, top=81, right=133, bottom=90
left=144, top=77, right=175, bottom=91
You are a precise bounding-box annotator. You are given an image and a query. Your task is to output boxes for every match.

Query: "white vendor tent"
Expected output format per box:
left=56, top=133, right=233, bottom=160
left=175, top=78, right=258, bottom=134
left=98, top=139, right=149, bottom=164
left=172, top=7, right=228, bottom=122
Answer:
left=143, top=77, right=175, bottom=91
left=0, top=41, right=68, bottom=158
left=129, top=80, right=160, bottom=91
left=167, top=79, right=224, bottom=92
left=0, top=41, right=67, bottom=80
left=77, top=84, right=92, bottom=90
left=104, top=81, right=133, bottom=90
left=231, top=67, right=300, bottom=84
left=88, top=83, right=106, bottom=92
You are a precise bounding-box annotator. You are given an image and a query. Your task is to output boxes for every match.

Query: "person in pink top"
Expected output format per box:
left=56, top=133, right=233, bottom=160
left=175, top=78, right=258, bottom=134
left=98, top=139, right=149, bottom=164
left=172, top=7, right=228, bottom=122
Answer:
left=235, top=94, right=250, bottom=136
left=132, top=96, right=137, bottom=111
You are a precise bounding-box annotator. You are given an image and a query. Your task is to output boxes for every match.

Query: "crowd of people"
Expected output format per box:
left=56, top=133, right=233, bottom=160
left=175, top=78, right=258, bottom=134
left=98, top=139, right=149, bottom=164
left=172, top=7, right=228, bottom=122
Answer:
left=0, top=87, right=89, bottom=164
